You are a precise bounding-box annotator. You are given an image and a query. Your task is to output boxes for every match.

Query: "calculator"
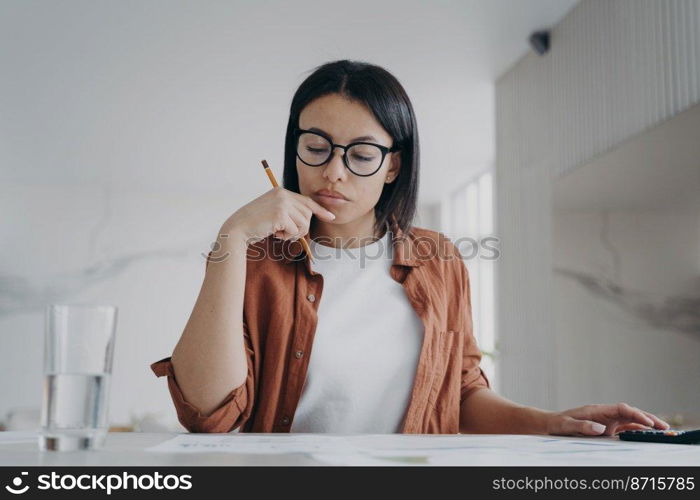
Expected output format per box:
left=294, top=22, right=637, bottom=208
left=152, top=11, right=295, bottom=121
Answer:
left=618, top=428, right=700, bottom=444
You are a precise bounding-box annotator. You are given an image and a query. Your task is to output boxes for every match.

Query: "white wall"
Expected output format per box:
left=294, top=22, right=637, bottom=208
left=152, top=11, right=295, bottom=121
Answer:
left=496, top=0, right=700, bottom=410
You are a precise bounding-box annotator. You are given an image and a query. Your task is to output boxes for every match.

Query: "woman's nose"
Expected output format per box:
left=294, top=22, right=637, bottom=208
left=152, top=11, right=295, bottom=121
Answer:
left=323, top=147, right=348, bottom=182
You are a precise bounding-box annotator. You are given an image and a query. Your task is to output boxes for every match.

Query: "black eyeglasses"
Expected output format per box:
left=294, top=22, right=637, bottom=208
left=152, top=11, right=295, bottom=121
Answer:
left=294, top=128, right=400, bottom=177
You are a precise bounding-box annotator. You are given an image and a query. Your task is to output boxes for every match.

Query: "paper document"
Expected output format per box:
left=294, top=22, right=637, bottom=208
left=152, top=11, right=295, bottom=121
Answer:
left=145, top=433, right=700, bottom=466
left=146, top=433, right=361, bottom=455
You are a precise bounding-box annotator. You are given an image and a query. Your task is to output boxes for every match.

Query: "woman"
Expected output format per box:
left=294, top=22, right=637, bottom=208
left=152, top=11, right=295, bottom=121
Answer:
left=151, top=59, right=669, bottom=436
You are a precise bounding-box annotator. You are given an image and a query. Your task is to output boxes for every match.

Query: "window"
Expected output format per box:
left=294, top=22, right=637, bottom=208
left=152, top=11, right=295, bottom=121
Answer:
left=440, top=170, right=497, bottom=391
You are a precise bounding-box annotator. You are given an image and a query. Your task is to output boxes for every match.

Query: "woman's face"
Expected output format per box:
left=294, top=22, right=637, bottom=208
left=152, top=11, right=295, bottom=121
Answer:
left=296, top=93, right=400, bottom=225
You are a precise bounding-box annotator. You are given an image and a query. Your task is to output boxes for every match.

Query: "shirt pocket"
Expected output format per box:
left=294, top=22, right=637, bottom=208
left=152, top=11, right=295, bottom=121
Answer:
left=426, top=329, right=463, bottom=412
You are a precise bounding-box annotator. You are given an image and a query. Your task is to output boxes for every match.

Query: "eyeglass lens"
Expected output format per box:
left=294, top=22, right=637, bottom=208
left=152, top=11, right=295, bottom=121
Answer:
left=297, top=132, right=385, bottom=175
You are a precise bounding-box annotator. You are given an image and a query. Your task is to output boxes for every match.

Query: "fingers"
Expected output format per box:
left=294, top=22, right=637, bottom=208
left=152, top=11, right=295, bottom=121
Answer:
left=292, top=200, right=313, bottom=225
left=580, top=420, right=607, bottom=435
left=556, top=403, right=672, bottom=437
left=640, top=410, right=671, bottom=429
left=295, top=194, right=336, bottom=221
left=287, top=205, right=310, bottom=240
left=291, top=201, right=315, bottom=238
left=270, top=196, right=312, bottom=241
left=263, top=188, right=335, bottom=243
left=611, top=422, right=652, bottom=434
left=617, top=402, right=655, bottom=428
left=587, top=402, right=670, bottom=430
left=552, top=416, right=607, bottom=436
left=273, top=213, right=300, bottom=240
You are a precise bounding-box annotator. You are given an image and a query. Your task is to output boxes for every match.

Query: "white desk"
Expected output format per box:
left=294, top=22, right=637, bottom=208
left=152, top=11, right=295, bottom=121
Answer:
left=1, top=432, right=698, bottom=466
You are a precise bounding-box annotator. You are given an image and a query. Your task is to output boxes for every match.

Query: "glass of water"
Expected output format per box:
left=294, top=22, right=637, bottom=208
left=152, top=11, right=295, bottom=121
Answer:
left=39, top=304, right=118, bottom=451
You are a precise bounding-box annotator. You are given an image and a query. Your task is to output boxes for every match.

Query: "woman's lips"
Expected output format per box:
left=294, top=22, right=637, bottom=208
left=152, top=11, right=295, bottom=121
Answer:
left=315, top=194, right=350, bottom=206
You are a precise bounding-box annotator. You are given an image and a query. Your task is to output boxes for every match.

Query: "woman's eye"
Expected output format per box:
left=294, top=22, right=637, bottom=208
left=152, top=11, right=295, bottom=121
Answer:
left=351, top=154, right=374, bottom=162
left=307, top=146, right=329, bottom=154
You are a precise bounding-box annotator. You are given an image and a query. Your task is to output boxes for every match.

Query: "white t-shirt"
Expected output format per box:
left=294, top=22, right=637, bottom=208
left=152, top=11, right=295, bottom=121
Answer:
left=289, top=228, right=424, bottom=433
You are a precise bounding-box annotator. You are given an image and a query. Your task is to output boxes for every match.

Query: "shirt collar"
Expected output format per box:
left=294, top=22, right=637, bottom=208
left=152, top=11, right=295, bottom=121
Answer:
left=278, top=213, right=426, bottom=268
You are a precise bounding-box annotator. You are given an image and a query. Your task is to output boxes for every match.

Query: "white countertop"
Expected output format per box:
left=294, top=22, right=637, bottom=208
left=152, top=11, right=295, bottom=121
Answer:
left=1, top=431, right=698, bottom=466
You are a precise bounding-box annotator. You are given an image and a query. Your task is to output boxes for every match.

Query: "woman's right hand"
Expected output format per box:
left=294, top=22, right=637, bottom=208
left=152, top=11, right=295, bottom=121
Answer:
left=222, top=187, right=336, bottom=245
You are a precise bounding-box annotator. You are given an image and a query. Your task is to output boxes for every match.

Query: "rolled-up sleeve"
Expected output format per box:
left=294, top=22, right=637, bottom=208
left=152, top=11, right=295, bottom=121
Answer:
left=150, top=339, right=255, bottom=433
left=453, top=249, right=492, bottom=404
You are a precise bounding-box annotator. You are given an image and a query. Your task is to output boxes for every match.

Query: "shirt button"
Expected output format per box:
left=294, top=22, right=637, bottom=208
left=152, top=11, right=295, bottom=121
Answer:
left=294, top=350, right=304, bottom=359
left=307, top=294, right=315, bottom=302
left=281, top=416, right=290, bottom=425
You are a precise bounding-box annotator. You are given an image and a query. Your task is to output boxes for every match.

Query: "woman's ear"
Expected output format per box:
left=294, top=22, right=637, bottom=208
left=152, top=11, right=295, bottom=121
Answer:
left=386, top=152, right=401, bottom=183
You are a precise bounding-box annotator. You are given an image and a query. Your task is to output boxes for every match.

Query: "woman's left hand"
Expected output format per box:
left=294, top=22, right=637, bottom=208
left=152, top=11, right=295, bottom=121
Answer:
left=545, top=402, right=671, bottom=436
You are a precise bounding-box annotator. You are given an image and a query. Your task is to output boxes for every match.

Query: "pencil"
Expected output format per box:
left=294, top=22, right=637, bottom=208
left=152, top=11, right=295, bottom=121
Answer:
left=260, top=159, right=313, bottom=262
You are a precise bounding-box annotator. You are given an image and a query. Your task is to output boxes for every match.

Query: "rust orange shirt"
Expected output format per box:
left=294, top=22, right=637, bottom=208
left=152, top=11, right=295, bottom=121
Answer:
left=151, top=216, right=491, bottom=433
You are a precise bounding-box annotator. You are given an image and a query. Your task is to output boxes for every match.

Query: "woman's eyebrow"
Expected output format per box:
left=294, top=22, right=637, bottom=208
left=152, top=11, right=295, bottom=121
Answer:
left=308, top=126, right=378, bottom=142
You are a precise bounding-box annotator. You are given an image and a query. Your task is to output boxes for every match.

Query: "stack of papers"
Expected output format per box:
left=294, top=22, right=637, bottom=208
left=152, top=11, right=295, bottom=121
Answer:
left=145, top=433, right=700, bottom=465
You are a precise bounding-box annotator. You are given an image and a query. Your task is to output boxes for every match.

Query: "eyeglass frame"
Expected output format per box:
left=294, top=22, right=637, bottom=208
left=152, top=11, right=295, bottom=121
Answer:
left=293, top=127, right=401, bottom=177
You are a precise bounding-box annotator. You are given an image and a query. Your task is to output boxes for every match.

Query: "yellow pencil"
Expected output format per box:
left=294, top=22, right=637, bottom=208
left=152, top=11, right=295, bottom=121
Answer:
left=260, top=159, right=313, bottom=262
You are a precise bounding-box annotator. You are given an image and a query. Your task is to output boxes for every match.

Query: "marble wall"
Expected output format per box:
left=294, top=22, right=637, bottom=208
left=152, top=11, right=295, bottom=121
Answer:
left=0, top=185, right=243, bottom=430
left=553, top=210, right=700, bottom=416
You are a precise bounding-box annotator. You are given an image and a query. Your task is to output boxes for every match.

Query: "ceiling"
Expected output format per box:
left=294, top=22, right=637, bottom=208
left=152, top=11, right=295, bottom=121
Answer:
left=0, top=0, right=580, bottom=204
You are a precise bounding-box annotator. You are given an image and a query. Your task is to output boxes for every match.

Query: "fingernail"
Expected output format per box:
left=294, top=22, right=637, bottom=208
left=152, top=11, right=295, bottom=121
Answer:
left=328, top=212, right=336, bottom=219
left=592, top=423, right=606, bottom=433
